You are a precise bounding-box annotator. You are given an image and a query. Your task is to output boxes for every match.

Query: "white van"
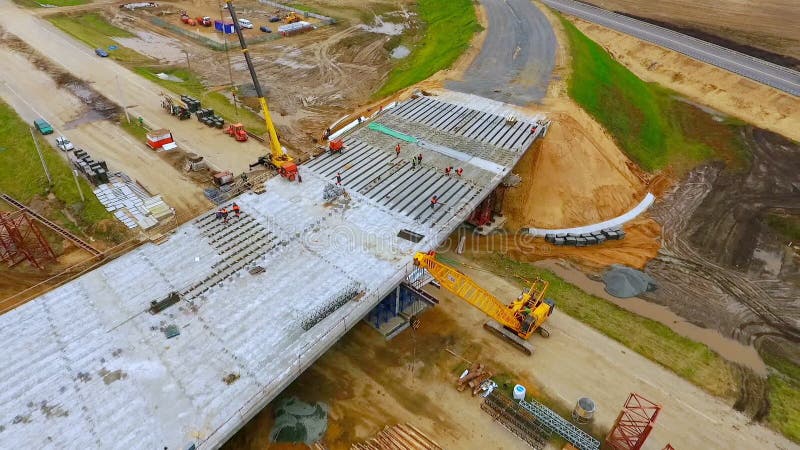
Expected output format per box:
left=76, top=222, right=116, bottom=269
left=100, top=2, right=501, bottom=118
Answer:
left=237, top=18, right=253, bottom=29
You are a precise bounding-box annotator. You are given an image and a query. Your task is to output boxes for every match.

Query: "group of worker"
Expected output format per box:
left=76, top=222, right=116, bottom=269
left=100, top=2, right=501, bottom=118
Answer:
left=444, top=166, right=463, bottom=177
left=215, top=202, right=241, bottom=223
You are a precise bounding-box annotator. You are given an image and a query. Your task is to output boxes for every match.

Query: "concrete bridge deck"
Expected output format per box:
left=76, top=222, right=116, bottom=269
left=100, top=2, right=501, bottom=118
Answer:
left=0, top=91, right=546, bottom=449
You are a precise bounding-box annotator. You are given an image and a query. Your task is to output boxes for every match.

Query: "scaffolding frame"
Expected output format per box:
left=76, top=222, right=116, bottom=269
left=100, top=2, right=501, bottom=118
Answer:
left=0, top=210, right=56, bottom=270
left=606, top=393, right=662, bottom=450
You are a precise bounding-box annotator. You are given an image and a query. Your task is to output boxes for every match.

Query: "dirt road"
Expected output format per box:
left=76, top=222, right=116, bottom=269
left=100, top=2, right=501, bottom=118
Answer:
left=447, top=0, right=556, bottom=105
left=0, top=0, right=267, bottom=174
left=0, top=47, right=211, bottom=219
left=224, top=252, right=794, bottom=450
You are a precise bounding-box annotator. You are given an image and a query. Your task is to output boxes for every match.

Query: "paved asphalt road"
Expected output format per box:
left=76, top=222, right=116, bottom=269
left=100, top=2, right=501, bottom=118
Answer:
left=447, top=0, right=556, bottom=106
left=543, top=0, right=800, bottom=97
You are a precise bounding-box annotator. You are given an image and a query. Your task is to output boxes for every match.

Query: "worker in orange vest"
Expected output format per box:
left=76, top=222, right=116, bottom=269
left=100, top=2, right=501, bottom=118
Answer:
left=430, top=195, right=438, bottom=209
left=221, top=207, right=229, bottom=223
left=232, top=203, right=241, bottom=218
left=456, top=167, right=463, bottom=176
left=395, top=143, right=401, bottom=158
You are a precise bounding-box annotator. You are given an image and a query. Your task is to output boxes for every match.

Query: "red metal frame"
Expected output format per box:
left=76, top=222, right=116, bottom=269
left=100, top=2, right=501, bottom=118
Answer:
left=0, top=211, right=56, bottom=270
left=606, top=393, right=662, bottom=450
left=662, top=445, right=675, bottom=450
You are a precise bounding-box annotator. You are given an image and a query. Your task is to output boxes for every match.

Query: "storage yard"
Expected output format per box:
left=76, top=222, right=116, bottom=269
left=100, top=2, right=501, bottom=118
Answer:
left=0, top=0, right=798, bottom=448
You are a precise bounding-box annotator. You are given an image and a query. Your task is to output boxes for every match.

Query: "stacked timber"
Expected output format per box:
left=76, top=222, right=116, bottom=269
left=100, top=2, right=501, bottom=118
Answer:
left=456, top=362, right=493, bottom=396
left=351, top=423, right=442, bottom=450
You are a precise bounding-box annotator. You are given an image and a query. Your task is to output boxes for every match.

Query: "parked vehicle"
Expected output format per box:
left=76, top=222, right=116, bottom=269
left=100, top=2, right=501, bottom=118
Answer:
left=56, top=136, right=74, bottom=151
left=237, top=18, right=253, bottom=29
left=269, top=16, right=280, bottom=23
left=33, top=118, right=53, bottom=135
left=259, top=25, right=271, bottom=33
left=95, top=48, right=109, bottom=57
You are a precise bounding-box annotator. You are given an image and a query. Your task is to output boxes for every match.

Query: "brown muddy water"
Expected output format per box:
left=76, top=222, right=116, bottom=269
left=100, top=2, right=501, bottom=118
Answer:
left=535, top=259, right=768, bottom=375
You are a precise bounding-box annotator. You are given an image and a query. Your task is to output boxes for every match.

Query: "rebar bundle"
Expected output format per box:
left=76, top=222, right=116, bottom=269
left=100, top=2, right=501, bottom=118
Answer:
left=301, top=281, right=362, bottom=331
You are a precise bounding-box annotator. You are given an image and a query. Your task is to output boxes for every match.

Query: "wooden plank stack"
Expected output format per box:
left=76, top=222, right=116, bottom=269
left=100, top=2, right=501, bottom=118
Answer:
left=351, top=423, right=442, bottom=450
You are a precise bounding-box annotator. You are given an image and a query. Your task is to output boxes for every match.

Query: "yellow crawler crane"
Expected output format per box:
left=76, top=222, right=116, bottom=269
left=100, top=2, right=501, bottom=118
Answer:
left=413, top=251, right=555, bottom=355
left=227, top=1, right=298, bottom=181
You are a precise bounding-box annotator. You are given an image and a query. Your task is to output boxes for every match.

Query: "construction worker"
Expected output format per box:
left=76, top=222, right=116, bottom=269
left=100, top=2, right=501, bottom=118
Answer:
left=215, top=209, right=223, bottom=221
left=411, top=158, right=416, bottom=169
left=444, top=166, right=451, bottom=176
left=430, top=195, right=438, bottom=209
left=418, top=153, right=423, bottom=163
left=336, top=172, right=342, bottom=185
left=456, top=167, right=463, bottom=176
left=232, top=203, right=241, bottom=218
left=395, top=143, right=401, bottom=158
left=221, top=207, right=229, bottom=223
left=530, top=125, right=538, bottom=135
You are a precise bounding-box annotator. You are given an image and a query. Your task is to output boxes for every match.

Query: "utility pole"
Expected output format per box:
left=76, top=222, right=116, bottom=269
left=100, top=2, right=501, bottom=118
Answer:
left=219, top=0, right=239, bottom=116
left=183, top=47, right=191, bottom=71
left=72, top=170, right=85, bottom=202
left=116, top=75, right=130, bottom=123
left=29, top=128, right=52, bottom=187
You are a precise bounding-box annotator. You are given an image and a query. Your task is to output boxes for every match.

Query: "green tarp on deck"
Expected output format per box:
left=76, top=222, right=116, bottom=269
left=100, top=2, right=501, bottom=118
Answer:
left=368, top=122, right=418, bottom=143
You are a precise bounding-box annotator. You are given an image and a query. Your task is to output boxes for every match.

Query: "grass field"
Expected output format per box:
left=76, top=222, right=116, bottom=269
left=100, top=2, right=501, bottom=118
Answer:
left=14, top=0, right=87, bottom=7
left=478, top=253, right=741, bottom=399
left=560, top=17, right=747, bottom=173
left=49, top=13, right=152, bottom=64
left=763, top=353, right=800, bottom=443
left=133, top=68, right=268, bottom=136
left=0, top=100, right=109, bottom=229
left=765, top=213, right=800, bottom=242
left=374, top=0, right=481, bottom=98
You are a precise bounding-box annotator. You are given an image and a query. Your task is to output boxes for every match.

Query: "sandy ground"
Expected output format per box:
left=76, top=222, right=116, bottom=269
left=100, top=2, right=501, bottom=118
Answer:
left=0, top=47, right=212, bottom=220
left=580, top=0, right=800, bottom=61
left=113, top=0, right=417, bottom=154
left=570, top=18, right=800, bottom=143
left=499, top=2, right=650, bottom=232
left=504, top=105, right=649, bottom=230
left=223, top=252, right=794, bottom=450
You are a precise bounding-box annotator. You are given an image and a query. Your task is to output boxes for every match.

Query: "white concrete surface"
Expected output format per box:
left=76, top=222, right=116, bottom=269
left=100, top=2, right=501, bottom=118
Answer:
left=0, top=93, right=544, bottom=449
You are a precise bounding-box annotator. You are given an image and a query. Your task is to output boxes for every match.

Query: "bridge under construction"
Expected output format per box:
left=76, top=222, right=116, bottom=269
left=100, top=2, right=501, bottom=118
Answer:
left=0, top=90, right=547, bottom=449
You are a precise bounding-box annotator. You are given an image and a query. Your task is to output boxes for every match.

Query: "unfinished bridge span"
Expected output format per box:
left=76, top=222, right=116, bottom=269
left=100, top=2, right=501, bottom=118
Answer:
left=0, top=91, right=547, bottom=449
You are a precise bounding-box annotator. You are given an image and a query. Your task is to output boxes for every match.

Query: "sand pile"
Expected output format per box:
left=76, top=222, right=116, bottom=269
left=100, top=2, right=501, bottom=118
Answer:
left=504, top=104, right=648, bottom=230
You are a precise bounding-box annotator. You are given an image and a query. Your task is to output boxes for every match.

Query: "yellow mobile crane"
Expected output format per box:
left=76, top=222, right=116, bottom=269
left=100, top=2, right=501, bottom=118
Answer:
left=413, top=252, right=555, bottom=355
left=226, top=1, right=298, bottom=181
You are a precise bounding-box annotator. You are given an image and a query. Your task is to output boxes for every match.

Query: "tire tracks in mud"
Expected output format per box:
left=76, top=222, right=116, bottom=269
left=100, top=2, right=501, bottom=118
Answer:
left=645, top=128, right=800, bottom=352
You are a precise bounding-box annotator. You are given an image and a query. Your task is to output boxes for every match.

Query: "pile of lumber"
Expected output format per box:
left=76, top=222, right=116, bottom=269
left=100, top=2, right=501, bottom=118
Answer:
left=457, top=362, right=494, bottom=396
left=351, top=423, right=442, bottom=450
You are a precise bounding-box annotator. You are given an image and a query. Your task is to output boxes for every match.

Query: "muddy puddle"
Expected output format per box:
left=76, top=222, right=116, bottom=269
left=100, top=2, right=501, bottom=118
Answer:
left=358, top=16, right=405, bottom=35
left=390, top=45, right=410, bottom=59
left=113, top=30, right=186, bottom=64
left=535, top=259, right=768, bottom=375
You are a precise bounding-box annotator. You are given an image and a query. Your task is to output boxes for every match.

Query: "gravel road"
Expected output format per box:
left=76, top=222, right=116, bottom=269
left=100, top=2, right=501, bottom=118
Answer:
left=447, top=0, right=556, bottom=106
left=543, top=0, right=800, bottom=96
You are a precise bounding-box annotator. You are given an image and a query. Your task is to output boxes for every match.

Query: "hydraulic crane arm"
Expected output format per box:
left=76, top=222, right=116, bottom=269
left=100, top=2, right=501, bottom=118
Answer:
left=226, top=1, right=285, bottom=160
left=413, top=252, right=521, bottom=330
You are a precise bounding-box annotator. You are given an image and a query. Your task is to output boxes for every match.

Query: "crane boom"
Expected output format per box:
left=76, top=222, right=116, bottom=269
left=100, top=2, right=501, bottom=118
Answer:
left=413, top=252, right=554, bottom=347
left=226, top=1, right=296, bottom=179
left=414, top=252, right=520, bottom=330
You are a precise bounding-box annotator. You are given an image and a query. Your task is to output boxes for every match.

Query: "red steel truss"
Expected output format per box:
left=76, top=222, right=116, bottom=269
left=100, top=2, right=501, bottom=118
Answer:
left=0, top=211, right=56, bottom=270
left=606, top=393, right=662, bottom=450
